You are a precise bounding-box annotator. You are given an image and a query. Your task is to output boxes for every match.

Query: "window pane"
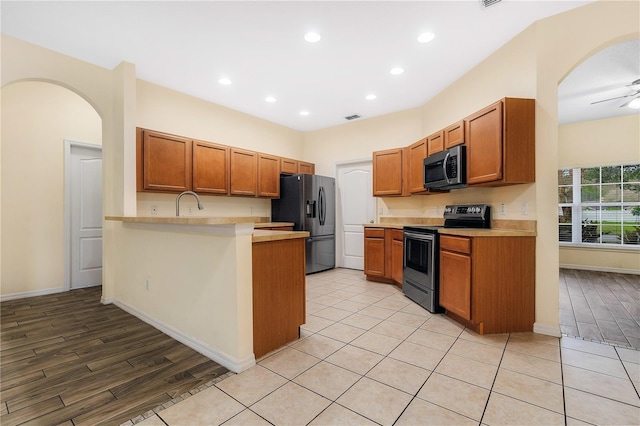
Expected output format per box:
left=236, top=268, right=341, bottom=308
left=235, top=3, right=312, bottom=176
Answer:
left=601, top=184, right=621, bottom=202
left=601, top=166, right=621, bottom=183
left=559, top=206, right=572, bottom=224
left=581, top=167, right=600, bottom=184
left=581, top=207, right=599, bottom=243
left=623, top=205, right=640, bottom=245
left=558, top=169, right=573, bottom=185
left=600, top=206, right=621, bottom=245
left=581, top=185, right=599, bottom=202
left=558, top=186, right=573, bottom=203
left=623, top=164, right=640, bottom=183
left=559, top=225, right=572, bottom=242
left=623, top=183, right=640, bottom=202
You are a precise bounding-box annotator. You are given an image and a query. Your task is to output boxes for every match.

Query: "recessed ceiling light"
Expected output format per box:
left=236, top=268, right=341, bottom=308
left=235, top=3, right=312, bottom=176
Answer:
left=265, top=96, right=276, bottom=103
left=628, top=97, right=640, bottom=109
left=218, top=77, right=232, bottom=85
left=417, top=32, right=435, bottom=43
left=299, top=110, right=310, bottom=116
left=365, top=94, right=377, bottom=100
left=304, top=32, right=321, bottom=43
left=390, top=67, right=404, bottom=75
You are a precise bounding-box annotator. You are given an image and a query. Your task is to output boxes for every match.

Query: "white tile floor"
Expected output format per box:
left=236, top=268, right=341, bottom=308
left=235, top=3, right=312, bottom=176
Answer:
left=135, top=268, right=640, bottom=426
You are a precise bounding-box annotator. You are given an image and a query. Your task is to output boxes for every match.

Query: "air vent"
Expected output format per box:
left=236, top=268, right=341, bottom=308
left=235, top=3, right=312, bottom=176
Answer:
left=481, top=0, right=501, bottom=7
left=345, top=114, right=361, bottom=120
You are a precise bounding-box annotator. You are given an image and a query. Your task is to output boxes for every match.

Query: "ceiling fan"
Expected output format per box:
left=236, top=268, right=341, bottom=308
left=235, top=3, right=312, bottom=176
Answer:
left=590, top=78, right=640, bottom=108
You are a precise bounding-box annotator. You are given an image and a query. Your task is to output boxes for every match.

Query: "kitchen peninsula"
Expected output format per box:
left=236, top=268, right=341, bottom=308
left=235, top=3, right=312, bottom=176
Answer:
left=103, top=216, right=308, bottom=373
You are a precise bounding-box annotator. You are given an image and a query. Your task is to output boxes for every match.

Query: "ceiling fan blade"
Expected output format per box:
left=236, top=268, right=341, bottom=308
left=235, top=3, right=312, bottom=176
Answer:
left=590, top=94, right=633, bottom=105
left=626, top=78, right=640, bottom=87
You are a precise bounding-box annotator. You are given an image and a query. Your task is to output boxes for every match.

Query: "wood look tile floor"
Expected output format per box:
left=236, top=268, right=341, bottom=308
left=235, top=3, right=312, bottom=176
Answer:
left=0, top=286, right=229, bottom=426
left=560, top=268, right=640, bottom=349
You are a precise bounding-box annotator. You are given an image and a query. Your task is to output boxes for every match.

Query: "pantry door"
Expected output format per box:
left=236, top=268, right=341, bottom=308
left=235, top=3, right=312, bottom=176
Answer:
left=337, top=160, right=376, bottom=270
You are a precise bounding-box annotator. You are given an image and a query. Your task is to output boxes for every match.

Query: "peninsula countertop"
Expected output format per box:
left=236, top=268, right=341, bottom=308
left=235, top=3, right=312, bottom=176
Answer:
left=105, top=215, right=270, bottom=225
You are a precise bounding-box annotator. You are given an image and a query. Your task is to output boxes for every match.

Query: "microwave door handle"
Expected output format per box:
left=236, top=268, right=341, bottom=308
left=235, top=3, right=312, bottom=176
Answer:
left=442, top=151, right=451, bottom=184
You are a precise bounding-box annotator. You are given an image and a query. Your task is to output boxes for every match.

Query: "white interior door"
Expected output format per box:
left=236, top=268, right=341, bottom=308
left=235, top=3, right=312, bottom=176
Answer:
left=337, top=161, right=376, bottom=270
left=69, top=143, right=103, bottom=289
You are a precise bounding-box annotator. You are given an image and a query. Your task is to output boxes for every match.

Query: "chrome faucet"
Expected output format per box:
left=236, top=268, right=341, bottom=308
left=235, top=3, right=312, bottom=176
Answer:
left=176, top=191, right=204, bottom=216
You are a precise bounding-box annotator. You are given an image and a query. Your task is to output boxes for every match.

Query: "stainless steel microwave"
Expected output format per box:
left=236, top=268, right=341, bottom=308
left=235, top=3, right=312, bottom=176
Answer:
left=423, top=145, right=466, bottom=190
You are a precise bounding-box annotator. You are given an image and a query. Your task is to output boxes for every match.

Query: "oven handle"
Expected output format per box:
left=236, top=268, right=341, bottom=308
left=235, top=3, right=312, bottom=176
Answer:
left=403, top=232, right=435, bottom=242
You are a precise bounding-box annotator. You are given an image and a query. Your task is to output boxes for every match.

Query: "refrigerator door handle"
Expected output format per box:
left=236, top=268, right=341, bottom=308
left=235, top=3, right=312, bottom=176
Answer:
left=319, top=186, right=325, bottom=225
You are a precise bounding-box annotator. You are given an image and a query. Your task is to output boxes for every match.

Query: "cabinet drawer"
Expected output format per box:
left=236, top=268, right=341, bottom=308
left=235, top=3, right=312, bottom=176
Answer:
left=391, top=229, right=404, bottom=241
left=365, top=228, right=385, bottom=238
left=440, top=235, right=471, bottom=254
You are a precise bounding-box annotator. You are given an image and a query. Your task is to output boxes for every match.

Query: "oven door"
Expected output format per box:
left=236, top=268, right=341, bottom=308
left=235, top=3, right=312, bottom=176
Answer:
left=403, top=231, right=436, bottom=291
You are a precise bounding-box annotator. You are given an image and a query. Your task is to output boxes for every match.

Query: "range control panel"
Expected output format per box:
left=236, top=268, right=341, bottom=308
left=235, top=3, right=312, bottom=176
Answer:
left=443, top=204, right=491, bottom=228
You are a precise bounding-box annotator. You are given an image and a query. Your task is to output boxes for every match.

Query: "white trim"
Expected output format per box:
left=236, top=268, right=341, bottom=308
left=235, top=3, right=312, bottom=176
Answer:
left=0, top=287, right=65, bottom=302
left=559, top=263, right=640, bottom=275
left=533, top=322, right=562, bottom=337
left=64, top=140, right=103, bottom=291
left=110, top=298, right=256, bottom=373
left=559, top=243, right=640, bottom=252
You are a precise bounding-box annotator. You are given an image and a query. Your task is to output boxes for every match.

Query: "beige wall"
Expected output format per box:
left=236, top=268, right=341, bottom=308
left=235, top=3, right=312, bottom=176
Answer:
left=558, top=114, right=640, bottom=273
left=1, top=81, right=102, bottom=296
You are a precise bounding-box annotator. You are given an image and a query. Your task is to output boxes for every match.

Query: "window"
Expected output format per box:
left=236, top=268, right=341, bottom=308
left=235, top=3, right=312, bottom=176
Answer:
left=558, top=164, right=640, bottom=246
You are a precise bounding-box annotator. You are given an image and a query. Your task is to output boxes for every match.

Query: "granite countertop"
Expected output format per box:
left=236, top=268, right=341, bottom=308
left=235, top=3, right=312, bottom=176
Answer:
left=105, top=215, right=270, bottom=225
left=252, top=230, right=309, bottom=242
left=253, top=222, right=295, bottom=228
left=363, top=217, right=537, bottom=237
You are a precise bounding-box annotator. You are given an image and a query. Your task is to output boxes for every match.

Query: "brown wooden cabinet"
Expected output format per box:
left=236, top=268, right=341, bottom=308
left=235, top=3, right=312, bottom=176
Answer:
left=409, top=138, right=428, bottom=194
left=192, top=140, right=229, bottom=195
left=439, top=233, right=535, bottom=334
left=444, top=120, right=465, bottom=149
left=364, top=227, right=403, bottom=286
left=280, top=157, right=298, bottom=175
left=138, top=129, right=192, bottom=192
left=257, top=153, right=280, bottom=198
left=298, top=161, right=315, bottom=175
left=373, top=148, right=406, bottom=196
left=427, top=130, right=444, bottom=156
left=465, top=98, right=535, bottom=186
left=230, top=148, right=258, bottom=196
left=252, top=237, right=306, bottom=359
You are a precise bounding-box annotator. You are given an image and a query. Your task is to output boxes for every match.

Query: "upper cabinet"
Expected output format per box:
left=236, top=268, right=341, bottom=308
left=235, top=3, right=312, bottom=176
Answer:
left=298, top=161, right=315, bottom=175
left=444, top=120, right=465, bottom=149
left=137, top=128, right=192, bottom=193
left=257, top=153, right=280, bottom=198
left=427, top=131, right=444, bottom=157
left=373, top=148, right=405, bottom=196
left=465, top=98, right=535, bottom=186
left=193, top=140, right=229, bottom=195
left=409, top=138, right=429, bottom=194
left=136, top=127, right=313, bottom=198
left=230, top=148, right=258, bottom=196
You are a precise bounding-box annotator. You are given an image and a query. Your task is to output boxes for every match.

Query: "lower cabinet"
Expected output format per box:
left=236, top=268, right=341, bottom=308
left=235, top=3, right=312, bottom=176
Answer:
left=439, top=234, right=535, bottom=334
left=364, top=227, right=403, bottom=286
left=252, top=237, right=306, bottom=359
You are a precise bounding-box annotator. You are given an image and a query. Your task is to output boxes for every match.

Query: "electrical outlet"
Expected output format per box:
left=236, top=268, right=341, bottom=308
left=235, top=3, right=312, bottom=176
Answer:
left=146, top=278, right=150, bottom=291
left=151, top=205, right=158, bottom=216
left=500, top=203, right=506, bottom=215
left=521, top=203, right=528, bottom=215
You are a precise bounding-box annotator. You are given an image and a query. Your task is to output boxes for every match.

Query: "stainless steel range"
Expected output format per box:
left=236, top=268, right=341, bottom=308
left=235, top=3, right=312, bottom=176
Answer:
left=402, top=204, right=490, bottom=313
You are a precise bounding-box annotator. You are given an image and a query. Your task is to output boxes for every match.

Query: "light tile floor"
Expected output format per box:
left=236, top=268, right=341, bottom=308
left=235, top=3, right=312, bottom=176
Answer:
left=135, top=268, right=640, bottom=426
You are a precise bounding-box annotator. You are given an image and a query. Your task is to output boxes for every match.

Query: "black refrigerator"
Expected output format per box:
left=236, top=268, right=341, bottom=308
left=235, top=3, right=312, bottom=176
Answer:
left=271, top=174, right=335, bottom=274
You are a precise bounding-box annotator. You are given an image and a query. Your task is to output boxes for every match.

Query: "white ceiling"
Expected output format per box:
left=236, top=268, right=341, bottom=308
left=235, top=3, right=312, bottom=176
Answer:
left=5, top=0, right=633, bottom=132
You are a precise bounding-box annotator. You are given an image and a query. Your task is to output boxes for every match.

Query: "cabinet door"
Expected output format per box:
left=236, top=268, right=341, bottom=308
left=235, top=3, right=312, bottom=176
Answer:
left=258, top=153, right=280, bottom=198
left=230, top=148, right=258, bottom=196
left=440, top=250, right=472, bottom=320
left=280, top=157, right=298, bottom=175
left=465, top=100, right=503, bottom=185
left=408, top=138, right=427, bottom=194
left=298, top=161, right=315, bottom=174
left=444, top=120, right=465, bottom=148
left=372, top=148, right=404, bottom=196
left=427, top=130, right=444, bottom=156
left=364, top=237, right=385, bottom=277
left=391, top=237, right=404, bottom=285
left=142, top=130, right=192, bottom=192
left=193, top=140, right=229, bottom=195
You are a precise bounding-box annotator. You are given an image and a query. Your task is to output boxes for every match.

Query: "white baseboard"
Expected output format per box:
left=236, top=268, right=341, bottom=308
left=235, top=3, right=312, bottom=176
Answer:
left=0, top=286, right=65, bottom=302
left=110, top=298, right=255, bottom=374
left=560, top=263, right=640, bottom=275
left=533, top=322, right=562, bottom=337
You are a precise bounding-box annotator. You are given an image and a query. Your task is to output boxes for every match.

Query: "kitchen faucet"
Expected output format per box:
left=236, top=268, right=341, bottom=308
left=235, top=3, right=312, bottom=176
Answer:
left=176, top=191, right=204, bottom=216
